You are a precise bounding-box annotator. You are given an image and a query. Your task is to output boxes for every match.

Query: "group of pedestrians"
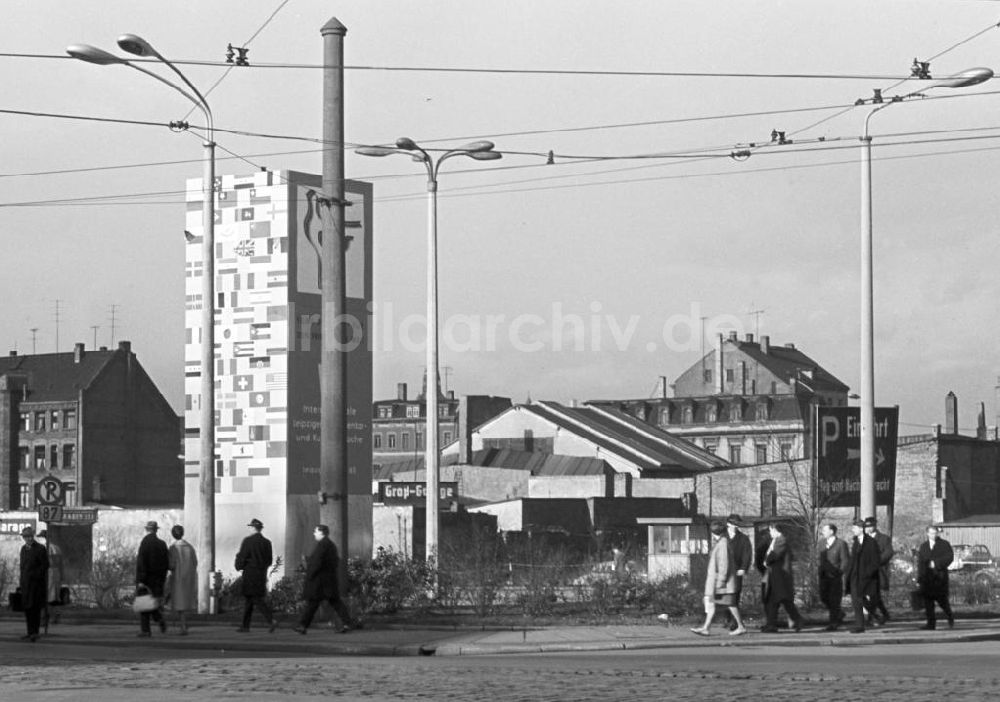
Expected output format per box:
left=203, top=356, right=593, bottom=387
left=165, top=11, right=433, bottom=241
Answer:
left=679, top=514, right=958, bottom=637
left=131, top=518, right=357, bottom=639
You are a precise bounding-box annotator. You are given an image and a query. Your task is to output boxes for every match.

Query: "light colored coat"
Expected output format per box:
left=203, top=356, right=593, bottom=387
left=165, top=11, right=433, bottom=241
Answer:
left=167, top=539, right=199, bottom=612
left=705, top=535, right=737, bottom=598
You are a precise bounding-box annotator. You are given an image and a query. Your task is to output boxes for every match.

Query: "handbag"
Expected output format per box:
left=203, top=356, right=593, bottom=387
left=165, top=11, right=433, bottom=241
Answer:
left=132, top=585, right=160, bottom=613
left=8, top=591, right=24, bottom=612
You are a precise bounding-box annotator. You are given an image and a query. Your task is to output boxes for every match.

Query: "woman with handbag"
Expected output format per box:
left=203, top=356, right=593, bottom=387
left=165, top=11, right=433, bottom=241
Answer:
left=690, top=521, right=747, bottom=636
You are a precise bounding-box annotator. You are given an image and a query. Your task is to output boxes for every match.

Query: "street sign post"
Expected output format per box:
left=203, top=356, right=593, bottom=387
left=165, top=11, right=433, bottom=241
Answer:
left=815, top=406, right=899, bottom=508
left=34, top=475, right=66, bottom=506
left=38, top=505, right=63, bottom=523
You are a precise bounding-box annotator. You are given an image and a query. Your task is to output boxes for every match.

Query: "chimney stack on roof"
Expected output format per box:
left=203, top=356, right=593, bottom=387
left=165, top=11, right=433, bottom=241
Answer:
left=745, top=333, right=754, bottom=343
left=728, top=331, right=738, bottom=342
left=397, top=382, right=408, bottom=401
left=761, top=335, right=770, bottom=354
left=74, top=342, right=85, bottom=364
left=945, top=391, right=958, bottom=435
left=784, top=342, right=796, bottom=349
left=118, top=340, right=131, bottom=354
left=8, top=351, right=16, bottom=357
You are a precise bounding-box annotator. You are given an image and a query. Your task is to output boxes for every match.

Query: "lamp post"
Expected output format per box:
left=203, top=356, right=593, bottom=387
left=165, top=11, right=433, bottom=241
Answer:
left=356, top=138, right=500, bottom=561
left=858, top=67, right=991, bottom=519
left=67, top=37, right=217, bottom=613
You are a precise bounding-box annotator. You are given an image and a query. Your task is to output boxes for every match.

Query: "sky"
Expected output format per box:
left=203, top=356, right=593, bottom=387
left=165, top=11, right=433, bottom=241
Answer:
left=2, top=0, right=1000, bottom=436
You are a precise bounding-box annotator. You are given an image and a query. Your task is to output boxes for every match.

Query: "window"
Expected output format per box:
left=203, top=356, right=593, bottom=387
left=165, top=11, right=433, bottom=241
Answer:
left=415, top=432, right=423, bottom=450
left=63, top=444, right=76, bottom=469
left=658, top=407, right=671, bottom=426
left=34, top=412, right=46, bottom=432
left=702, top=369, right=712, bottom=383
left=405, top=405, right=419, bottom=419
left=443, top=431, right=452, bottom=445
left=729, top=444, right=742, bottom=464
left=651, top=524, right=709, bottom=555
left=705, top=403, right=717, bottom=423
left=760, top=479, right=777, bottom=518
left=19, top=484, right=31, bottom=509
left=728, top=401, right=743, bottom=422
left=50, top=445, right=59, bottom=469
left=755, top=444, right=768, bottom=464
left=20, top=447, right=30, bottom=470
left=19, top=413, right=30, bottom=432
left=50, top=410, right=61, bottom=431
left=401, top=433, right=410, bottom=450
left=725, top=369, right=734, bottom=383
left=682, top=405, right=693, bottom=424
left=373, top=434, right=382, bottom=449
left=439, top=405, right=449, bottom=418
left=771, top=381, right=777, bottom=394
left=64, top=409, right=76, bottom=430
left=755, top=402, right=769, bottom=421
left=387, top=433, right=396, bottom=449
left=704, top=442, right=718, bottom=456
left=377, top=406, right=391, bottom=419
left=779, top=442, right=793, bottom=461
left=34, top=446, right=45, bottom=470
left=64, top=482, right=77, bottom=507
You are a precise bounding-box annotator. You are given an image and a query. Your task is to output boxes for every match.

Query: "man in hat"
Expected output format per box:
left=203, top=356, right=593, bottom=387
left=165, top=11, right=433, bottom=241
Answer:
left=864, top=516, right=893, bottom=625
left=916, top=525, right=955, bottom=630
left=234, top=518, right=277, bottom=632
left=844, top=519, right=880, bottom=633
left=19, top=526, right=48, bottom=642
left=724, top=514, right=752, bottom=630
left=817, top=523, right=850, bottom=630
left=294, top=524, right=355, bottom=635
left=135, top=520, right=169, bottom=637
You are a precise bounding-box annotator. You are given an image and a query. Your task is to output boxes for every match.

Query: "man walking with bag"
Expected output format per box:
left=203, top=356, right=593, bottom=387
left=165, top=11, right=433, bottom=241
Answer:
left=235, top=518, right=277, bottom=632
left=135, top=520, right=169, bottom=637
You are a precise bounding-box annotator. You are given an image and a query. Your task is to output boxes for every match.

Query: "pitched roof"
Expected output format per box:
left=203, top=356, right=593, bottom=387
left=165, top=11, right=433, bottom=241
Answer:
left=526, top=401, right=729, bottom=474
left=730, top=340, right=848, bottom=393
left=374, top=447, right=609, bottom=479
left=0, top=349, right=117, bottom=403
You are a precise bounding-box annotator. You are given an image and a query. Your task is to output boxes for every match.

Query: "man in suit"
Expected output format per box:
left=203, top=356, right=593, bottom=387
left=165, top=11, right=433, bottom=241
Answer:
left=294, top=524, right=355, bottom=634
left=19, top=526, right=48, bottom=642
left=916, top=525, right=955, bottom=630
left=725, top=514, right=753, bottom=631
left=845, top=518, right=880, bottom=633
left=761, top=522, right=803, bottom=633
left=817, top=523, right=850, bottom=631
left=235, top=518, right=277, bottom=632
left=135, top=520, right=169, bottom=637
left=864, top=516, right=894, bottom=625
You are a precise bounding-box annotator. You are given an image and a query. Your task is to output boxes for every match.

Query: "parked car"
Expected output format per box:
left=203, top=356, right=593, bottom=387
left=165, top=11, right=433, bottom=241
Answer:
left=949, top=544, right=994, bottom=571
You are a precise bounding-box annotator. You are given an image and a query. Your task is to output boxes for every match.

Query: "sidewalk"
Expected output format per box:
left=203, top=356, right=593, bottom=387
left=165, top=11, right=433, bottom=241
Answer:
left=8, top=615, right=1000, bottom=658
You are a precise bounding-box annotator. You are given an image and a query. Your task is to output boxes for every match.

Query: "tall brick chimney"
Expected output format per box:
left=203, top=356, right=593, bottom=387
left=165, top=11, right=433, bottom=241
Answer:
left=397, top=382, right=407, bottom=401
left=714, top=334, right=724, bottom=394
left=458, top=395, right=473, bottom=464
left=945, top=391, right=958, bottom=435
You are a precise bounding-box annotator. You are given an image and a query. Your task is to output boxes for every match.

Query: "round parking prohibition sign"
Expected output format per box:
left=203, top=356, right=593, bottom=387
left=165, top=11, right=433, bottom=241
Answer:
left=35, top=476, right=65, bottom=506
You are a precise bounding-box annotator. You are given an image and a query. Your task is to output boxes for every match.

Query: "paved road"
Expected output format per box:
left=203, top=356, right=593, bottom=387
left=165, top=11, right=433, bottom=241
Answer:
left=1, top=640, right=998, bottom=701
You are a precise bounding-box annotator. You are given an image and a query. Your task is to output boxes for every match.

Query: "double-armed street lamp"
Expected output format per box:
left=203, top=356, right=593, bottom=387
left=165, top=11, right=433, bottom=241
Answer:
left=67, top=36, right=217, bottom=613
left=356, top=138, right=501, bottom=562
left=857, top=67, right=992, bottom=519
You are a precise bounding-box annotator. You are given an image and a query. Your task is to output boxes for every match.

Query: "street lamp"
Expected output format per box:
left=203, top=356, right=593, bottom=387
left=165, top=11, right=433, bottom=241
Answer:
left=858, top=67, right=992, bottom=519
left=356, top=138, right=501, bottom=562
left=67, top=36, right=217, bottom=613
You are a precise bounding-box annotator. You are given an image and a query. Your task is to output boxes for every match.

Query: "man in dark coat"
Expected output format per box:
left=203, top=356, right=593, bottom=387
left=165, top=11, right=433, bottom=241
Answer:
left=135, top=520, right=169, bottom=637
left=916, top=525, right=955, bottom=630
left=19, top=526, right=49, bottom=642
left=761, top=522, right=803, bottom=633
left=725, top=514, right=753, bottom=630
left=817, top=523, right=850, bottom=630
left=844, top=519, right=880, bottom=633
left=294, top=524, right=355, bottom=634
left=235, top=518, right=276, bottom=632
left=865, top=516, right=894, bottom=625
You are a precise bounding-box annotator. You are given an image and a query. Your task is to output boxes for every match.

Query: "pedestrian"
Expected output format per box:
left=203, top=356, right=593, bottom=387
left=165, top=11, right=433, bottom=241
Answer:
left=38, top=529, right=64, bottom=631
left=135, top=520, right=169, bottom=637
left=817, top=523, right=850, bottom=631
left=18, top=526, right=48, bottom=642
left=690, top=521, right=746, bottom=636
left=864, top=516, right=893, bottom=625
left=760, top=522, right=803, bottom=633
left=234, top=517, right=277, bottom=633
left=294, top=524, right=356, bottom=634
left=724, top=514, right=752, bottom=631
left=167, top=524, right=198, bottom=635
left=844, top=518, right=880, bottom=634
left=916, top=525, right=955, bottom=630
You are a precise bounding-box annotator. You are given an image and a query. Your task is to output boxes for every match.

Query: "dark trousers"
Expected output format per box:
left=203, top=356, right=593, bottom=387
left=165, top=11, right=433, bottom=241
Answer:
left=299, top=592, right=352, bottom=630
left=869, top=587, right=889, bottom=621
left=242, top=596, right=274, bottom=628
left=923, top=590, right=953, bottom=628
left=140, top=607, right=163, bottom=633
left=24, top=605, right=42, bottom=636
left=764, top=596, right=801, bottom=628
left=819, top=575, right=844, bottom=624
left=850, top=584, right=875, bottom=630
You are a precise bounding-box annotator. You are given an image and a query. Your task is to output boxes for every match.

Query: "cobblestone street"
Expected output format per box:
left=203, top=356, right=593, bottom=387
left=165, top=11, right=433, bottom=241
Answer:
left=1, top=643, right=998, bottom=702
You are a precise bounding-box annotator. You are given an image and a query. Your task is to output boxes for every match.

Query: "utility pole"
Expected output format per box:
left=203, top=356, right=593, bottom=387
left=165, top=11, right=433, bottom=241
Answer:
left=319, top=16, right=349, bottom=584
left=109, top=304, right=119, bottom=346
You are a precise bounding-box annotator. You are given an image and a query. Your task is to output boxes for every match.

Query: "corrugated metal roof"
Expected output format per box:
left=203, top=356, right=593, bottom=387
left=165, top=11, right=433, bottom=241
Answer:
left=373, top=447, right=609, bottom=478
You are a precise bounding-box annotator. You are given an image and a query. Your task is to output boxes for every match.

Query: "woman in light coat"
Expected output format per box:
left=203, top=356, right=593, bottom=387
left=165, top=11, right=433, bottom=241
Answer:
left=167, top=525, right=198, bottom=635
left=690, top=521, right=746, bottom=636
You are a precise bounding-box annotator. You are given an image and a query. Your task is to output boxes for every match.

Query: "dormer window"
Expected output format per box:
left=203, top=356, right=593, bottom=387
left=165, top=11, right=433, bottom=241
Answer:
left=755, top=399, right=771, bottom=421
left=705, top=402, right=718, bottom=423
left=728, top=400, right=743, bottom=422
